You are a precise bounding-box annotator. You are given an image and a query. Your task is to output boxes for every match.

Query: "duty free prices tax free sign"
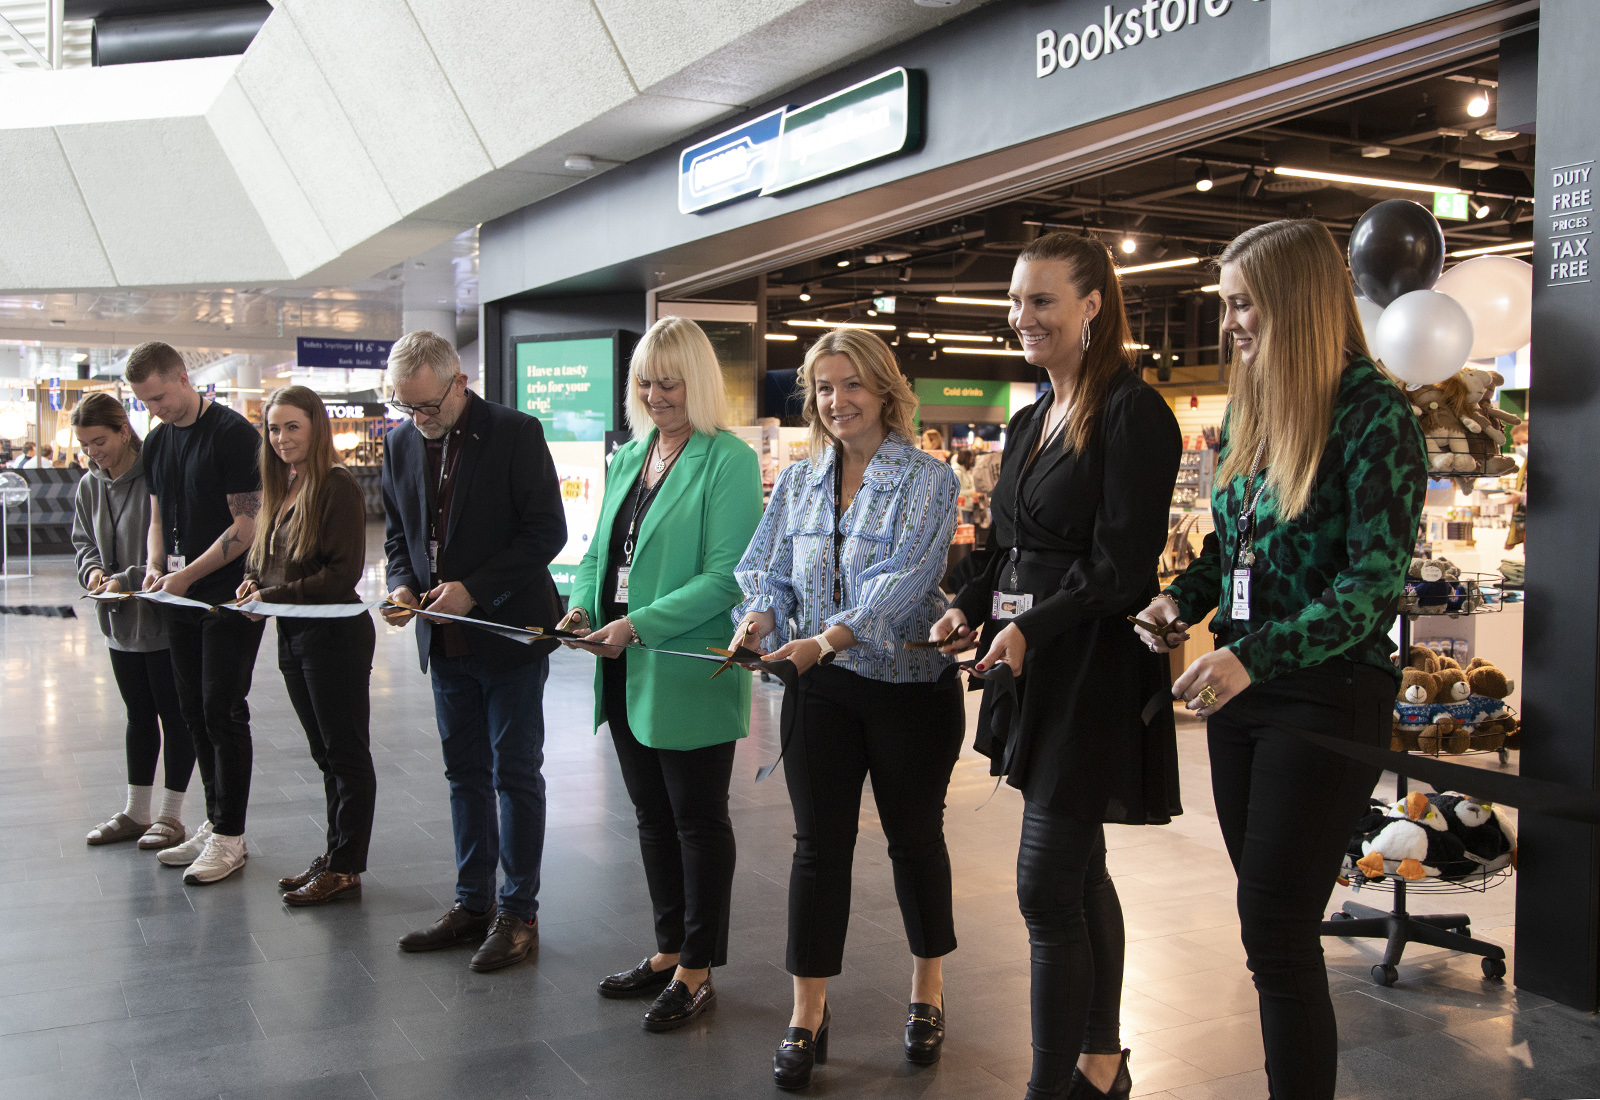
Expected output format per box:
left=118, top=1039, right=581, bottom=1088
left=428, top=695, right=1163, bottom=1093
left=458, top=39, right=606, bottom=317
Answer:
left=678, top=67, right=922, bottom=213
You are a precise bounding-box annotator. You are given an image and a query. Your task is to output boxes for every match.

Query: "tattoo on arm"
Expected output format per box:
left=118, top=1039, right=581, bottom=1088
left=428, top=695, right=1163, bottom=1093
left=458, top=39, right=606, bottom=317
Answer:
left=220, top=529, right=239, bottom=560
left=227, top=491, right=261, bottom=519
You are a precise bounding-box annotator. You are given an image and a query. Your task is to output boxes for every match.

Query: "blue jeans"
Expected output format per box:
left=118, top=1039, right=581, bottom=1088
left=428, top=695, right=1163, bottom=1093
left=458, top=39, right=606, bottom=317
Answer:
left=429, top=654, right=549, bottom=921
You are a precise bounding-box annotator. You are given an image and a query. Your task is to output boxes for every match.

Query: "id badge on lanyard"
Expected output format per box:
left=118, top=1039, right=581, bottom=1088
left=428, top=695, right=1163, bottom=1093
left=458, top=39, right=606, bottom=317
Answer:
left=167, top=553, right=186, bottom=572
left=1231, top=566, right=1252, bottom=620
left=614, top=565, right=630, bottom=604
left=992, top=548, right=1034, bottom=620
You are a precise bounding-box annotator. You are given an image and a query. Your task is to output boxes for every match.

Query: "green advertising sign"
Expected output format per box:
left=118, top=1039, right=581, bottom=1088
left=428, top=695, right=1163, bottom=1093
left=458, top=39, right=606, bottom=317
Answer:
left=915, top=378, right=1010, bottom=407
left=763, top=67, right=921, bottom=195
left=515, top=336, right=615, bottom=441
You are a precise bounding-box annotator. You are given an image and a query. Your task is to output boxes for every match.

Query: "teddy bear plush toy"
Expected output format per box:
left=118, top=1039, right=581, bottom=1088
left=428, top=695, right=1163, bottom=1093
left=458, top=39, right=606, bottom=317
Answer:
left=1408, top=377, right=1479, bottom=474
left=1392, top=668, right=1438, bottom=751
left=1447, top=370, right=1520, bottom=479
left=1464, top=657, right=1520, bottom=750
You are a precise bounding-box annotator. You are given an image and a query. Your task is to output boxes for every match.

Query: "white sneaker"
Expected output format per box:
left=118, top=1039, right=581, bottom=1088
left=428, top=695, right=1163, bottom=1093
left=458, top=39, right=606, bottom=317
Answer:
left=183, top=832, right=247, bottom=885
left=158, top=819, right=213, bottom=866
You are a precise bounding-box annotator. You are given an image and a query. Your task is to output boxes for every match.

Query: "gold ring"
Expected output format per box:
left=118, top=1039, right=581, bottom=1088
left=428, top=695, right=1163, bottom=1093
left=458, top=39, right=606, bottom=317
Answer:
left=1198, top=685, right=1219, bottom=709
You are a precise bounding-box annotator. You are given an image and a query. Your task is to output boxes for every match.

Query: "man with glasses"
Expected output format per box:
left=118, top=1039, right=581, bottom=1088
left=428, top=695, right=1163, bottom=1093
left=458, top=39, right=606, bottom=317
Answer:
left=381, top=330, right=566, bottom=972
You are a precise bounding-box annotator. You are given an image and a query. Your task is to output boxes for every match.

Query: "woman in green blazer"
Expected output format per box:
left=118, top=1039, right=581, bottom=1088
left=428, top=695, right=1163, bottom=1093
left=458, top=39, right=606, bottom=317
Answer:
left=563, top=316, right=764, bottom=1033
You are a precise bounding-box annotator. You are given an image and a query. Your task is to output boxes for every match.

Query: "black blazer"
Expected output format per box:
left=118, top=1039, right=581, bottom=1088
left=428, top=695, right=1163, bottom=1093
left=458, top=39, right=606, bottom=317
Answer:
left=955, top=368, right=1183, bottom=823
left=382, top=391, right=567, bottom=672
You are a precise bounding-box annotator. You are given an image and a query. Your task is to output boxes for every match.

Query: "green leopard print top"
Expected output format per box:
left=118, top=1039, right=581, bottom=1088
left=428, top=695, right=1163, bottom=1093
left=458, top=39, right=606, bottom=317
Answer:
left=1164, top=358, right=1426, bottom=686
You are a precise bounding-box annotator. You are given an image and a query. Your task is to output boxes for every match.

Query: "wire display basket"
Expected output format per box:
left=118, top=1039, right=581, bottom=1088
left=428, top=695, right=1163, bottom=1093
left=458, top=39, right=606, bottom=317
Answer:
left=1399, top=570, right=1505, bottom=617
left=1339, top=864, right=1513, bottom=897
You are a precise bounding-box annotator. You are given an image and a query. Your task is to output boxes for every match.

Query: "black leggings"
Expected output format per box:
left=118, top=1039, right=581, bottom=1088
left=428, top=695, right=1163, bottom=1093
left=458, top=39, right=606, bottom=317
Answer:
left=278, top=615, right=377, bottom=874
left=604, top=655, right=737, bottom=970
left=1016, top=803, right=1124, bottom=1097
left=107, top=648, right=195, bottom=793
left=783, top=663, right=964, bottom=977
left=1206, top=660, right=1395, bottom=1100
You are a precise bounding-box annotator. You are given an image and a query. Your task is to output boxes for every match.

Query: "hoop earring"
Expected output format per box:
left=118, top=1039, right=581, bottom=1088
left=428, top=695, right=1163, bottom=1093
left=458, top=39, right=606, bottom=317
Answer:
left=1081, top=318, right=1092, bottom=351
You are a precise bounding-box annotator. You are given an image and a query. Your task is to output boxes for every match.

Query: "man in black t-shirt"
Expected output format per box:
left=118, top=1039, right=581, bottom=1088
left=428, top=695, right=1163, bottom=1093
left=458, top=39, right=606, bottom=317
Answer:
left=127, top=342, right=265, bottom=886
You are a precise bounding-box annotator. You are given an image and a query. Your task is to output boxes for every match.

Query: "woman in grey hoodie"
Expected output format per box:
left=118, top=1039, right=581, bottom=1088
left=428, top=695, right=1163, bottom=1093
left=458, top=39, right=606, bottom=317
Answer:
left=72, top=393, right=194, bottom=849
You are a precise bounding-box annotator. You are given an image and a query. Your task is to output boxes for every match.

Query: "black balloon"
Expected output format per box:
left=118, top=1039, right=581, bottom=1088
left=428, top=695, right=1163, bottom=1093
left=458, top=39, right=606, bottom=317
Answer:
left=1348, top=199, right=1446, bottom=307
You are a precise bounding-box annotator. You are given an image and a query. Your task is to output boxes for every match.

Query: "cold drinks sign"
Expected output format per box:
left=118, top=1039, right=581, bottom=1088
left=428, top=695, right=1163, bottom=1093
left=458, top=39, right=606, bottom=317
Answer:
left=1035, top=0, right=1256, bottom=78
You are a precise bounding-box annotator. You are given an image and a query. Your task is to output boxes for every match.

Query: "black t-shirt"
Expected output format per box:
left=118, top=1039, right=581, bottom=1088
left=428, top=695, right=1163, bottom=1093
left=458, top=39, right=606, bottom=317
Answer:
left=144, top=400, right=262, bottom=605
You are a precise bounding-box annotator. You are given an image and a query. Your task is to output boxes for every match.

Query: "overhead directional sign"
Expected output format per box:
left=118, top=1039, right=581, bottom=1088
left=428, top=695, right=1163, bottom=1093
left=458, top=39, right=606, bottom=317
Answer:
left=678, top=107, right=787, bottom=214
left=295, top=337, right=394, bottom=370
left=677, top=67, right=921, bottom=214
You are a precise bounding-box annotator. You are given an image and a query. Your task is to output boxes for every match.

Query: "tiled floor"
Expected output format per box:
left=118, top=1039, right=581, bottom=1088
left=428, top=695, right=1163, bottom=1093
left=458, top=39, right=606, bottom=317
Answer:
left=2, top=537, right=1595, bottom=1099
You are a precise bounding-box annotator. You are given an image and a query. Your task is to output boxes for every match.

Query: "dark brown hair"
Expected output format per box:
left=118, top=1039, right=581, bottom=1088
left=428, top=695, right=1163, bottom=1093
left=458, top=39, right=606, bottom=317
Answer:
left=124, top=341, right=185, bottom=384
left=70, top=391, right=141, bottom=452
left=1014, top=231, right=1137, bottom=454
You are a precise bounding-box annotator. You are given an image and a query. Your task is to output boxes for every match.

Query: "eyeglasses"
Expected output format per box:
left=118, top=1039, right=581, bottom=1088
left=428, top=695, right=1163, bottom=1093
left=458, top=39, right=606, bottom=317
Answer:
left=390, top=377, right=457, bottom=417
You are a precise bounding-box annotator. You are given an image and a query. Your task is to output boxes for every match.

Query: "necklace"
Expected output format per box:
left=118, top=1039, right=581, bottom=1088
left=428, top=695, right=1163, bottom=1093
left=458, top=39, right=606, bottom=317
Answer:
left=652, top=431, right=688, bottom=473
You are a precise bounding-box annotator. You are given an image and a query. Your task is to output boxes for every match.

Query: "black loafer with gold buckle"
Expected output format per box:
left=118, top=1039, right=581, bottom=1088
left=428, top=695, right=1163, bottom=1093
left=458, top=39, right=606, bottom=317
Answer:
left=773, top=1003, right=831, bottom=1090
left=904, top=1000, right=945, bottom=1064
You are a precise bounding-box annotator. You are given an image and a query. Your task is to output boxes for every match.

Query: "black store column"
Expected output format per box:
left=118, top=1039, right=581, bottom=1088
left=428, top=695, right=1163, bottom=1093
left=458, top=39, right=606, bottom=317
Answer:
left=1516, top=0, right=1600, bottom=1012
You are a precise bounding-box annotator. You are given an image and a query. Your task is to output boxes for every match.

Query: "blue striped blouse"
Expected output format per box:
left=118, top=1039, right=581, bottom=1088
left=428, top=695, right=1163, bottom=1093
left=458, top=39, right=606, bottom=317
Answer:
left=734, top=433, right=959, bottom=684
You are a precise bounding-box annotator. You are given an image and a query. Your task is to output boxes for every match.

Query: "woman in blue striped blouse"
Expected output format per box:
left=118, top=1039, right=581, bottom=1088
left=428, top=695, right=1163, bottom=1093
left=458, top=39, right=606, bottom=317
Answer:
left=732, top=328, right=962, bottom=1089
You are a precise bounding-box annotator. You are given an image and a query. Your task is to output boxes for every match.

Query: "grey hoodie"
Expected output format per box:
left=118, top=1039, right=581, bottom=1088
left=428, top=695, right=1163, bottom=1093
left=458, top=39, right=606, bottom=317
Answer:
left=72, top=452, right=167, bottom=652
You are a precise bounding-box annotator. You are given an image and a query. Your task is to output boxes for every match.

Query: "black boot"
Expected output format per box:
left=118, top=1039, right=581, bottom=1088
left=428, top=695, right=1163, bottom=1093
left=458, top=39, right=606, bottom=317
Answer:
left=904, top=999, right=944, bottom=1063
left=773, top=1003, right=831, bottom=1090
left=1066, top=1049, right=1132, bottom=1100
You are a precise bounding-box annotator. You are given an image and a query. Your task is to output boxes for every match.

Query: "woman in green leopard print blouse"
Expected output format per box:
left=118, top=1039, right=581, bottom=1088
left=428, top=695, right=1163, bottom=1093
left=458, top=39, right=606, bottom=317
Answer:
left=1135, top=220, right=1426, bottom=1100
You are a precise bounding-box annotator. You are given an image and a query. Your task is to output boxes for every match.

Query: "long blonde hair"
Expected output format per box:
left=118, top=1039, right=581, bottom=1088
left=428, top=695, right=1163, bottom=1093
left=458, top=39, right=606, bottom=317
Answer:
left=1215, top=220, right=1371, bottom=520
left=797, top=328, right=918, bottom=459
left=248, top=386, right=340, bottom=569
left=1014, top=231, right=1137, bottom=454
left=626, top=317, right=730, bottom=441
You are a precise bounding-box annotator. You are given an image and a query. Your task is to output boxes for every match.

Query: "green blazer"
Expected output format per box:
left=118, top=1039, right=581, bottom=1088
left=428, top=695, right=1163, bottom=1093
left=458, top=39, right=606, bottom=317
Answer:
left=570, top=428, right=764, bottom=750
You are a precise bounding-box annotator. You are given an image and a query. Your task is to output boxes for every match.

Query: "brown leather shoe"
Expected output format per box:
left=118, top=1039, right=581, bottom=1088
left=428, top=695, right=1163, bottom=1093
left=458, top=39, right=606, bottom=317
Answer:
left=279, top=854, right=328, bottom=891
left=469, top=912, right=538, bottom=972
left=398, top=902, right=497, bottom=952
left=283, top=870, right=361, bottom=907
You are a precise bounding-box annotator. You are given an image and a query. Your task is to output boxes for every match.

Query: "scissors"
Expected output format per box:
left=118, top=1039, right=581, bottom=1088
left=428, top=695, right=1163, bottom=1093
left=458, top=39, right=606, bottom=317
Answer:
left=705, top=622, right=764, bottom=679
left=905, top=624, right=967, bottom=650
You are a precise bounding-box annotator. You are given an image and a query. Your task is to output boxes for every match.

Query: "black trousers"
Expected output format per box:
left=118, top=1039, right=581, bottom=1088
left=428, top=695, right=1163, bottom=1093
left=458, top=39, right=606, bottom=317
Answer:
left=603, top=655, right=737, bottom=970
left=1016, top=803, right=1125, bottom=1096
left=784, top=663, right=964, bottom=977
left=278, top=615, right=377, bottom=874
left=1206, top=660, right=1395, bottom=1100
left=165, top=608, right=266, bottom=836
left=107, top=648, right=195, bottom=794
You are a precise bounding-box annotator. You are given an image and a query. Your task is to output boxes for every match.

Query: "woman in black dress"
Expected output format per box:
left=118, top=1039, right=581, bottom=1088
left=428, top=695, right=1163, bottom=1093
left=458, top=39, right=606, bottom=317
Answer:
left=932, top=231, right=1182, bottom=1100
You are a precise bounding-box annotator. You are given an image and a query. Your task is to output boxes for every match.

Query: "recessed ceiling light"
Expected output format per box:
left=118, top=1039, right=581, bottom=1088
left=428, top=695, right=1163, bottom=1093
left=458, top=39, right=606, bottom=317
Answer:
left=1120, top=237, right=1138, bottom=254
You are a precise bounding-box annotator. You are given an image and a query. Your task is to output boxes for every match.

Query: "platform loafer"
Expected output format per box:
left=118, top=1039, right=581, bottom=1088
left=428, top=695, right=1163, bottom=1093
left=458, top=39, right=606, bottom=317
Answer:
left=904, top=999, right=945, bottom=1064
left=598, top=957, right=677, bottom=998
left=1066, top=1049, right=1133, bottom=1100
left=642, top=974, right=716, bottom=1031
left=773, top=1002, right=830, bottom=1090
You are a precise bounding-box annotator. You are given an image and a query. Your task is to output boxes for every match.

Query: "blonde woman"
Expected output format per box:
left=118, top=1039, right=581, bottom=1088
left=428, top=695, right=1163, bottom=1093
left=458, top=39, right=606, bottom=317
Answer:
left=563, top=318, right=763, bottom=1030
left=1136, top=220, right=1427, bottom=1100
left=237, top=386, right=374, bottom=907
left=732, top=329, right=961, bottom=1089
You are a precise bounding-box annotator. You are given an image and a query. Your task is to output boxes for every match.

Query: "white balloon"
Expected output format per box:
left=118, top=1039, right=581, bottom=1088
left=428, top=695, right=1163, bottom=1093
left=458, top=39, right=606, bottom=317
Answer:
left=1373, top=289, right=1475, bottom=385
left=1434, top=256, right=1533, bottom=359
left=1356, top=296, right=1384, bottom=353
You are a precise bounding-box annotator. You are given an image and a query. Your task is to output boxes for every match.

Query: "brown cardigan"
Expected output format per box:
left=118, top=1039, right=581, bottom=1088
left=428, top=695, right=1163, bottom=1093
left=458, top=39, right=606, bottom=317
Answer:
left=247, top=465, right=366, bottom=604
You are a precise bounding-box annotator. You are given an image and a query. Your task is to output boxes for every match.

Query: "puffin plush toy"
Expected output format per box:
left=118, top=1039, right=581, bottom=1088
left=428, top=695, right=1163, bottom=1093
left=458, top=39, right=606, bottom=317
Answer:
left=1355, top=791, right=1449, bottom=881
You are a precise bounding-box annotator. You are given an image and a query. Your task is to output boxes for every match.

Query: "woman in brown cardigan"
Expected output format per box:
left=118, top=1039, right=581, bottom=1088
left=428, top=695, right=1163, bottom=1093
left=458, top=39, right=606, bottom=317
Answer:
left=238, top=385, right=375, bottom=906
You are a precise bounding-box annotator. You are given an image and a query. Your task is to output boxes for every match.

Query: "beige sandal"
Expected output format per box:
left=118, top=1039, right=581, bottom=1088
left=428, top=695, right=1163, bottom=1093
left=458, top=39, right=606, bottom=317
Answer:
left=87, top=813, right=150, bottom=846
left=137, top=817, right=186, bottom=850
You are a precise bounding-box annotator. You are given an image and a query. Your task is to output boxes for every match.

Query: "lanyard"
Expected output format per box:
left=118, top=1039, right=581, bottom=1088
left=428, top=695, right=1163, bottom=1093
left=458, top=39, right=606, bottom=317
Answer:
left=1236, top=439, right=1269, bottom=567
left=621, top=435, right=684, bottom=567
left=103, top=470, right=142, bottom=573
left=831, top=452, right=847, bottom=606
left=167, top=404, right=204, bottom=552
left=1006, top=402, right=1069, bottom=590
left=428, top=430, right=455, bottom=543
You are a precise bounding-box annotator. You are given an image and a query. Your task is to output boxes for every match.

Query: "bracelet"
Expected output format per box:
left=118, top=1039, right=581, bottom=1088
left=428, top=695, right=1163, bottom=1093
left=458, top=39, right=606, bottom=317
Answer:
left=621, top=616, right=640, bottom=644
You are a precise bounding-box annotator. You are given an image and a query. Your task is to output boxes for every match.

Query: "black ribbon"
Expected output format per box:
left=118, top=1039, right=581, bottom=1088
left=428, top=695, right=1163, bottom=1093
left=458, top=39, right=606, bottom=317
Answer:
left=1143, top=688, right=1600, bottom=826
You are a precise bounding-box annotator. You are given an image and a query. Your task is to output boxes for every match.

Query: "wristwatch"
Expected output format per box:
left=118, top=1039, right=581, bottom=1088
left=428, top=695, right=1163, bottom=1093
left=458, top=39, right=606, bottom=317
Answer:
left=811, top=632, right=835, bottom=658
